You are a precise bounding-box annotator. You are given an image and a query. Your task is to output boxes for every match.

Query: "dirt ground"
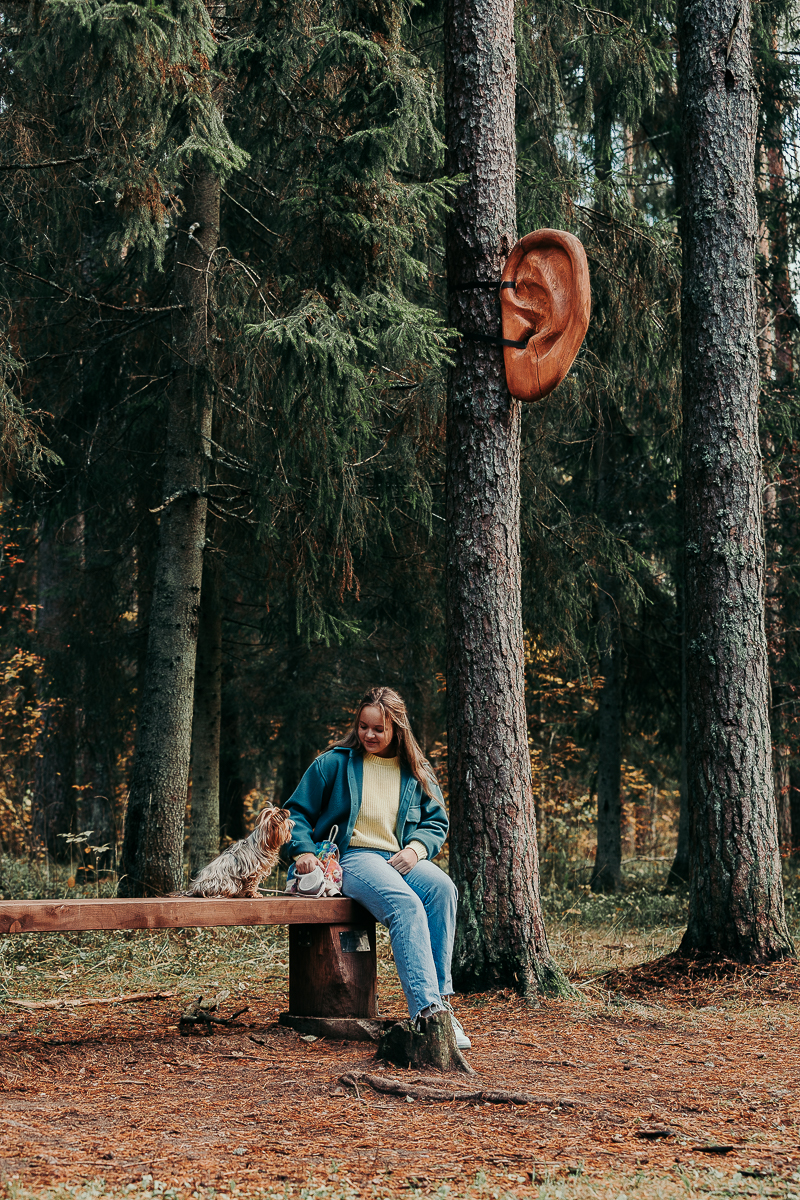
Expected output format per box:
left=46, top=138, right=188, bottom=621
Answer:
left=2, top=940, right=800, bottom=1200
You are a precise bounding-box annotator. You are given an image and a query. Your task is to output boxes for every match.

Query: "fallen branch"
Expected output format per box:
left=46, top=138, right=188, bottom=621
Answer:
left=6, top=989, right=175, bottom=1011
left=340, top=1072, right=577, bottom=1107
left=179, top=991, right=248, bottom=1034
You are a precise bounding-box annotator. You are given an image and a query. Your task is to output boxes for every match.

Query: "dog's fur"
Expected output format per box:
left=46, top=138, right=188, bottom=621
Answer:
left=184, top=804, right=294, bottom=898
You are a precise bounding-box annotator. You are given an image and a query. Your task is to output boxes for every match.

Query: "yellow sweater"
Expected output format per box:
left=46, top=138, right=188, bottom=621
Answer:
left=349, top=754, right=428, bottom=861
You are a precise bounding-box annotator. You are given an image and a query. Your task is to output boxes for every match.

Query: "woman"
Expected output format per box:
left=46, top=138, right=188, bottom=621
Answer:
left=282, top=686, right=470, bottom=1049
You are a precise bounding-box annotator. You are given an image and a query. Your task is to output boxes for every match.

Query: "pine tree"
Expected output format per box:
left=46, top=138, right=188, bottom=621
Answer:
left=443, top=0, right=575, bottom=995
left=678, top=0, right=794, bottom=961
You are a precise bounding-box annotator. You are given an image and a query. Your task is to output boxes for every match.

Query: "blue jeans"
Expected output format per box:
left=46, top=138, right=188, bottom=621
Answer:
left=339, top=849, right=457, bottom=1021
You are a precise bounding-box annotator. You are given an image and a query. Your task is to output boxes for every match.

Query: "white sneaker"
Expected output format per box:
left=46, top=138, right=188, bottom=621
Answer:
left=443, top=1000, right=471, bottom=1050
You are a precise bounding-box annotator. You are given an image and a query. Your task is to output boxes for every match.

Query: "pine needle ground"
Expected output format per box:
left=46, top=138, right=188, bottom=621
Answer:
left=2, top=869, right=800, bottom=1200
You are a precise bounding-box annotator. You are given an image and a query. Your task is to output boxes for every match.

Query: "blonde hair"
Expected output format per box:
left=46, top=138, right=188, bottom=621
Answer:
left=338, top=686, right=438, bottom=796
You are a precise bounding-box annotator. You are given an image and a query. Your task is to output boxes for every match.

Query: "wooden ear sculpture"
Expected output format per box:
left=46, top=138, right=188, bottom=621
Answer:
left=500, top=229, right=591, bottom=402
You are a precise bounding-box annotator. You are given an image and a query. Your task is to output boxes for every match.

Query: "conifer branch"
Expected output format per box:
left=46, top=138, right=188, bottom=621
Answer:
left=149, top=488, right=209, bottom=514
left=0, top=152, right=97, bottom=171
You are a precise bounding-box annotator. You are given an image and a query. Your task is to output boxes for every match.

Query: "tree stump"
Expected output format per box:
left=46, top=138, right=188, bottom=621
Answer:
left=378, top=1011, right=474, bottom=1074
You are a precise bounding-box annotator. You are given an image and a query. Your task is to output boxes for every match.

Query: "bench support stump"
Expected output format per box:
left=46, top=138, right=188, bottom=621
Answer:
left=288, top=921, right=377, bottom=1018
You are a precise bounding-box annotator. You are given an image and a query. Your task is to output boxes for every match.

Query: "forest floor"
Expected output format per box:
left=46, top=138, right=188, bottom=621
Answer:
left=1, top=882, right=800, bottom=1200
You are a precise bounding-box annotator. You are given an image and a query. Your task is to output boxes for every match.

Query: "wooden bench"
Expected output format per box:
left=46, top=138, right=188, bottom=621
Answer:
left=0, top=896, right=378, bottom=1020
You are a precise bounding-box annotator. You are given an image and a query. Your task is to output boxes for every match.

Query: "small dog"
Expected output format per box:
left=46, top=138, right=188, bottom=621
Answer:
left=184, top=804, right=294, bottom=898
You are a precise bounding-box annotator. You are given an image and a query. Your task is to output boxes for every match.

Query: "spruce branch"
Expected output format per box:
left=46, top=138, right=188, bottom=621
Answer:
left=0, top=151, right=98, bottom=171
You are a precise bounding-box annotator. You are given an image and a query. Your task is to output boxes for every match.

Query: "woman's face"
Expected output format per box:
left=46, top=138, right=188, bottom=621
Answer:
left=357, top=705, right=396, bottom=757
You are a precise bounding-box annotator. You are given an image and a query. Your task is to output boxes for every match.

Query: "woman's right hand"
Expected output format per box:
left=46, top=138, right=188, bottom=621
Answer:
left=294, top=852, right=321, bottom=874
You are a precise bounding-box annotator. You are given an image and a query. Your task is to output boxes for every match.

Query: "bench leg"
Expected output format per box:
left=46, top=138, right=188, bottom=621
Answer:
left=288, top=920, right=377, bottom=1017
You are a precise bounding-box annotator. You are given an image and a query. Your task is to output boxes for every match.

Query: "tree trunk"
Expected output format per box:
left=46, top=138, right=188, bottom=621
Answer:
left=277, top=591, right=316, bottom=803
left=591, top=408, right=623, bottom=894
left=667, top=515, right=691, bottom=888
left=678, top=0, right=793, bottom=961
left=32, top=511, right=76, bottom=857
left=79, top=504, right=117, bottom=871
left=118, top=168, right=219, bottom=897
left=219, top=687, right=247, bottom=843
left=667, top=715, right=692, bottom=888
left=378, top=1013, right=473, bottom=1075
left=444, top=0, right=566, bottom=995
left=790, top=765, right=800, bottom=856
left=591, top=577, right=623, bottom=892
left=189, top=546, right=223, bottom=876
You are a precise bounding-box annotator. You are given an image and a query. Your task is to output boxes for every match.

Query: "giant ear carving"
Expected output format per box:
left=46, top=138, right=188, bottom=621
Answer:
left=500, top=229, right=590, bottom=402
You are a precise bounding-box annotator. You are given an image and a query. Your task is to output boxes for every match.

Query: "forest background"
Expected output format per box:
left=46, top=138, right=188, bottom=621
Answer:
left=0, top=0, right=799, bottom=903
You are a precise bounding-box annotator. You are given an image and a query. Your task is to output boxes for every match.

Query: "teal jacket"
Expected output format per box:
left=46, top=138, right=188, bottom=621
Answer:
left=281, top=746, right=448, bottom=863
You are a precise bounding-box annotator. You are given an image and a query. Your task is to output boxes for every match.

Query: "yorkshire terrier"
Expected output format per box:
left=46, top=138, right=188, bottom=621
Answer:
left=184, top=804, right=294, bottom=898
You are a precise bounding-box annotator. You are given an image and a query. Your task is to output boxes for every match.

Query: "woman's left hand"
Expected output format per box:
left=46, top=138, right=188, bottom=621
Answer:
left=388, top=847, right=419, bottom=875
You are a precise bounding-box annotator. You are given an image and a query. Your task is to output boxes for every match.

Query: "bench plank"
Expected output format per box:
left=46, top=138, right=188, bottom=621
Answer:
left=0, top=896, right=367, bottom=935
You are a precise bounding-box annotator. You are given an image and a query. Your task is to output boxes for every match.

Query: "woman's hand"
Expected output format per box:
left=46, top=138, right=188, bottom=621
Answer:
left=295, top=852, right=321, bottom=874
left=388, top=847, right=419, bottom=876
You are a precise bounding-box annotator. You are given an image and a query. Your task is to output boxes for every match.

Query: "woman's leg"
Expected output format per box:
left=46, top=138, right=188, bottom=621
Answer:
left=402, top=859, right=458, bottom=998
left=339, top=849, right=442, bottom=1019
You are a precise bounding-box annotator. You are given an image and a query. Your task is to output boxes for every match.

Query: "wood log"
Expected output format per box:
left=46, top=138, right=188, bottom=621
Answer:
left=378, top=1012, right=475, bottom=1074
left=0, top=896, right=366, bottom=934
left=288, top=922, right=377, bottom=1018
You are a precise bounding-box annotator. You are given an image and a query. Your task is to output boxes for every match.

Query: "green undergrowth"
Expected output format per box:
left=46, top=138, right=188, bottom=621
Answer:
left=0, top=923, right=289, bottom=1006
left=545, top=885, right=690, bottom=929
left=2, top=1164, right=800, bottom=1200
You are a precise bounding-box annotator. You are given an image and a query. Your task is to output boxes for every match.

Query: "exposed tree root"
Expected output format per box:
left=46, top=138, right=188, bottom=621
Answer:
left=340, top=1071, right=578, bottom=1107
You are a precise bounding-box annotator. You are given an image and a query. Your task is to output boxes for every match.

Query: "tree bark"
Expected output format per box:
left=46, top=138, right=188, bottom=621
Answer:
left=678, top=0, right=793, bottom=961
left=118, top=168, right=219, bottom=897
left=444, top=0, right=566, bottom=995
left=189, top=546, right=222, bottom=876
